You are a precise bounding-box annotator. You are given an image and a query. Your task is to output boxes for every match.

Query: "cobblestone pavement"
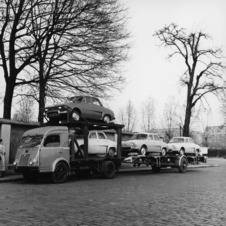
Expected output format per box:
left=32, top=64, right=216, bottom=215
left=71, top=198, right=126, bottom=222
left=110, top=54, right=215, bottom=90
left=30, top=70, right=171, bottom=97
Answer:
left=0, top=158, right=225, bottom=226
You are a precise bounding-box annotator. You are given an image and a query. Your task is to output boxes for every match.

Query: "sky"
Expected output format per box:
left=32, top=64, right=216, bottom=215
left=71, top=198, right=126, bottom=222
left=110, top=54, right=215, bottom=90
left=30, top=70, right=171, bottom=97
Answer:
left=109, top=0, right=226, bottom=131
left=0, top=0, right=226, bottom=131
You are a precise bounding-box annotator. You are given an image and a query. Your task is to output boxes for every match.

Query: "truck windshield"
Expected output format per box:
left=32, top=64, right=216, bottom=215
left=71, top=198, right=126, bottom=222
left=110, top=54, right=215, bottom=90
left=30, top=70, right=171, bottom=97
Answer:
left=19, top=135, right=44, bottom=148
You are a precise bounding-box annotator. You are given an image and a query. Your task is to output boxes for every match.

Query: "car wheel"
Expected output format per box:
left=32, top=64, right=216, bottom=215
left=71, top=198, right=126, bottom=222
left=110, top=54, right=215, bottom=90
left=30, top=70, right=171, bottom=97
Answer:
left=101, top=161, right=115, bottom=179
left=161, top=148, right=166, bottom=156
left=178, top=156, right=188, bottom=173
left=71, top=109, right=80, bottom=121
left=179, top=148, right=185, bottom=156
left=52, top=162, right=69, bottom=183
left=140, top=146, right=147, bottom=155
left=103, top=115, right=110, bottom=123
left=108, top=148, right=115, bottom=157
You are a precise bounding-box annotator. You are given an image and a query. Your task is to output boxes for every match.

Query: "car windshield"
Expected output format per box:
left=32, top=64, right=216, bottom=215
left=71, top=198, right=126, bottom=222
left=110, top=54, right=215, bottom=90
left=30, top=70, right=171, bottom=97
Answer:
left=19, top=135, right=44, bottom=148
left=130, top=134, right=148, bottom=140
left=169, top=138, right=184, bottom=143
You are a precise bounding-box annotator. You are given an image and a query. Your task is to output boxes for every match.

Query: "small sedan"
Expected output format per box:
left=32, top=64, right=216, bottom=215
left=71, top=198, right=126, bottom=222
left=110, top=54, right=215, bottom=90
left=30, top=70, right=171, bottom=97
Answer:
left=167, top=137, right=200, bottom=156
left=46, top=96, right=115, bottom=123
left=74, top=131, right=117, bottom=157
left=121, top=133, right=168, bottom=157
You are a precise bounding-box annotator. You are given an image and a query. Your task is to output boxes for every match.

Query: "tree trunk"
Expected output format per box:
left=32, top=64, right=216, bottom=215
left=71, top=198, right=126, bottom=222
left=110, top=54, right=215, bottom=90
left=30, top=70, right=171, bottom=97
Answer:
left=183, top=105, right=192, bottom=136
left=38, top=56, right=45, bottom=123
left=3, top=77, right=16, bottom=119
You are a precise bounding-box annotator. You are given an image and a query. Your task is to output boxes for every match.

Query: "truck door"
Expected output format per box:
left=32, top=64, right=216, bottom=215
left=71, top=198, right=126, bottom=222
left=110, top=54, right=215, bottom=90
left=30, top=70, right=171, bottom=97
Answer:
left=39, top=133, right=67, bottom=172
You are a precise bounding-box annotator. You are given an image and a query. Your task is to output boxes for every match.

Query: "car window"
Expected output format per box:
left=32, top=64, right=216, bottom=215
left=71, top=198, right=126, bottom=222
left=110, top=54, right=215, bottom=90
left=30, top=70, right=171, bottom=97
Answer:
left=189, top=139, right=194, bottom=143
left=148, top=134, right=153, bottom=140
left=92, top=98, right=101, bottom=106
left=98, top=132, right=106, bottom=139
left=154, top=135, right=159, bottom=140
left=89, top=132, right=97, bottom=139
left=185, top=138, right=189, bottom=143
left=44, top=135, right=60, bottom=147
left=71, top=96, right=83, bottom=103
left=85, top=97, right=92, bottom=104
left=169, top=138, right=184, bottom=143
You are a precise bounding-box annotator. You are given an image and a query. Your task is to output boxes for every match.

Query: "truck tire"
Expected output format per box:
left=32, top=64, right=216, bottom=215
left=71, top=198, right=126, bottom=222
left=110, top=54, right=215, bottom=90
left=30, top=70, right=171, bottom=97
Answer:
left=52, top=162, right=69, bottom=183
left=178, top=156, right=188, bottom=173
left=101, top=161, right=115, bottom=179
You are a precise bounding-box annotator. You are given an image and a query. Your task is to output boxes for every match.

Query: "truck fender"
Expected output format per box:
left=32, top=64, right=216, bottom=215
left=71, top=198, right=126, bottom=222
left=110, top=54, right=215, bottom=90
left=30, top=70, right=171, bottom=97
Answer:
left=51, top=157, right=70, bottom=172
left=174, top=155, right=188, bottom=167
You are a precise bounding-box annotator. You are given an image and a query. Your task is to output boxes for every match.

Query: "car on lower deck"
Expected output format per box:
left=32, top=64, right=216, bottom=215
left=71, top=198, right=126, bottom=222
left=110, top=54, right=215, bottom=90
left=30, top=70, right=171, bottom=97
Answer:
left=73, top=130, right=117, bottom=157
left=167, top=137, right=200, bottom=156
left=121, top=133, right=168, bottom=157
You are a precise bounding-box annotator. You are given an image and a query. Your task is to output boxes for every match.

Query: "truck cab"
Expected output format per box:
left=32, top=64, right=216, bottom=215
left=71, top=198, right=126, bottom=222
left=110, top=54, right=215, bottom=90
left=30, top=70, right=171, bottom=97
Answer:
left=13, top=120, right=124, bottom=183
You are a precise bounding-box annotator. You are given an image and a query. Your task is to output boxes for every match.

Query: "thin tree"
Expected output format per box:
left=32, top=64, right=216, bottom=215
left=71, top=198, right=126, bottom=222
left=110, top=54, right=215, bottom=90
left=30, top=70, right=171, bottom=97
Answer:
left=154, top=23, right=226, bottom=136
left=118, top=100, right=137, bottom=132
left=140, top=96, right=155, bottom=132
left=160, top=96, right=180, bottom=142
left=12, top=96, right=34, bottom=122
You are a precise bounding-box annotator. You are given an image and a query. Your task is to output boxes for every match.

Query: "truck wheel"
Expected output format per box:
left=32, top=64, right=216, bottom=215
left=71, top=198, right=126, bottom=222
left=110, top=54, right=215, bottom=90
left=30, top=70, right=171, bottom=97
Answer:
left=101, top=161, right=115, bottom=179
left=23, top=173, right=39, bottom=183
left=152, top=165, right=161, bottom=173
left=52, top=162, right=69, bottom=183
left=178, top=157, right=188, bottom=173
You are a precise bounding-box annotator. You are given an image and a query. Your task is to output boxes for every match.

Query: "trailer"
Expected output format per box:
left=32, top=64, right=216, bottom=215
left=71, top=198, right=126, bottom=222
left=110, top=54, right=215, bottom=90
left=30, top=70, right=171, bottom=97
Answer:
left=122, top=152, right=207, bottom=173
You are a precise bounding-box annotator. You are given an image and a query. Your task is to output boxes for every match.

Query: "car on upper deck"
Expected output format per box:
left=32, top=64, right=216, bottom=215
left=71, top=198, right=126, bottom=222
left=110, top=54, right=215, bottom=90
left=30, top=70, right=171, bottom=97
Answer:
left=167, top=136, right=200, bottom=156
left=45, top=95, right=115, bottom=123
left=121, top=132, right=168, bottom=157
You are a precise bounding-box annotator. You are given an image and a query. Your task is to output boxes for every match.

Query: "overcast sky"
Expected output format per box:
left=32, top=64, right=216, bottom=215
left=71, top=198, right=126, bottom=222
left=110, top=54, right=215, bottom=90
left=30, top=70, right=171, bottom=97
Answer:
left=109, top=0, right=226, bottom=130
left=0, top=0, right=226, bottom=131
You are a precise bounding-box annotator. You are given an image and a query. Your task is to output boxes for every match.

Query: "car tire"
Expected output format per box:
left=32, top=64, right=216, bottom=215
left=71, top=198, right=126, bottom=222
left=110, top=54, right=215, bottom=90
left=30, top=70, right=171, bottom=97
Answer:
left=179, top=148, right=185, bottom=156
left=101, top=161, right=115, bottom=179
left=161, top=148, right=166, bottom=156
left=52, top=162, right=69, bottom=183
left=108, top=148, right=115, bottom=157
left=178, top=156, right=188, bottom=173
left=103, top=115, right=110, bottom=123
left=140, top=146, right=147, bottom=155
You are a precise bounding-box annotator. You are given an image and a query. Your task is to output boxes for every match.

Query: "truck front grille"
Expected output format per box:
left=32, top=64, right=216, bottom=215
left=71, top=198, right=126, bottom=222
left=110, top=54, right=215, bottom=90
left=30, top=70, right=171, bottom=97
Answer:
left=18, top=154, right=30, bottom=166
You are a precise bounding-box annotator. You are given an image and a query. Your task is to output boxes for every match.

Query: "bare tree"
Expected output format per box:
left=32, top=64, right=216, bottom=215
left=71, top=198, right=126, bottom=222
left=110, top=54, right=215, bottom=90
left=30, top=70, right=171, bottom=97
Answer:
left=154, top=23, right=226, bottom=136
left=12, top=96, right=34, bottom=122
left=160, top=96, right=180, bottom=141
left=140, top=96, right=155, bottom=132
left=117, top=100, right=137, bottom=132
left=0, top=0, right=130, bottom=122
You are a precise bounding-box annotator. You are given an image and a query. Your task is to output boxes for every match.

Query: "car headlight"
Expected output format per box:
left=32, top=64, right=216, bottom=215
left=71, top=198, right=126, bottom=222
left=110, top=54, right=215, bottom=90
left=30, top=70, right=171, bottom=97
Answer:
left=13, top=160, right=18, bottom=166
left=131, top=142, right=136, bottom=148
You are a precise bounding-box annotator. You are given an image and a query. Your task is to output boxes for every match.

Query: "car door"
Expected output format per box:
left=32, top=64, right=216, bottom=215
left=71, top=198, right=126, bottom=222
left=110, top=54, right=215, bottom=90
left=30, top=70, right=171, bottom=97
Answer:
left=146, top=134, right=155, bottom=152
left=184, top=138, right=193, bottom=153
left=153, top=135, right=162, bottom=153
left=80, top=97, right=96, bottom=119
left=97, top=132, right=108, bottom=154
left=88, top=131, right=99, bottom=154
left=91, top=97, right=103, bottom=120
